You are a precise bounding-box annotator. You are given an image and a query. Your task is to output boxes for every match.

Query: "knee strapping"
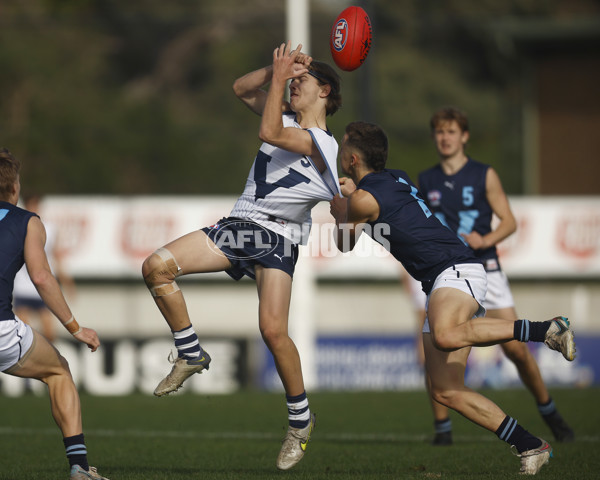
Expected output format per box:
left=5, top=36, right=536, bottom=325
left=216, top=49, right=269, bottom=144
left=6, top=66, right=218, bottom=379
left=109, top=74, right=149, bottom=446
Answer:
left=145, top=247, right=182, bottom=297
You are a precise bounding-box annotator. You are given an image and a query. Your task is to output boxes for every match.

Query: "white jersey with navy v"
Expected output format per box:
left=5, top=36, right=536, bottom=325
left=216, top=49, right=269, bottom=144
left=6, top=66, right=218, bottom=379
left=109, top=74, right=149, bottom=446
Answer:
left=0, top=201, right=37, bottom=319
left=230, top=112, right=340, bottom=245
left=418, top=158, right=498, bottom=264
left=357, top=169, right=477, bottom=288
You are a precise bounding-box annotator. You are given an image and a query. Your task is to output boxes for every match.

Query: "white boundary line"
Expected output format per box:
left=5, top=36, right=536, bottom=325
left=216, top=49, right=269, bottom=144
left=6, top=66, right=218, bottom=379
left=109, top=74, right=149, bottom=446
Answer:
left=0, top=427, right=598, bottom=443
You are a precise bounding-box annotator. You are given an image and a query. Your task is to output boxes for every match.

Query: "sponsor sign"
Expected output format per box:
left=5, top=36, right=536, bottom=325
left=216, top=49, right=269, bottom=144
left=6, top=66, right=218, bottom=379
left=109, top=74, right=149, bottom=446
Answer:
left=34, top=195, right=600, bottom=279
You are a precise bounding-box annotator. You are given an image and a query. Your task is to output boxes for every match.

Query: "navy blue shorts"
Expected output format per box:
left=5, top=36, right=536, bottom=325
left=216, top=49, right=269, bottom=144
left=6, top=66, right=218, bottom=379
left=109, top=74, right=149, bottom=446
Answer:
left=202, top=217, right=298, bottom=281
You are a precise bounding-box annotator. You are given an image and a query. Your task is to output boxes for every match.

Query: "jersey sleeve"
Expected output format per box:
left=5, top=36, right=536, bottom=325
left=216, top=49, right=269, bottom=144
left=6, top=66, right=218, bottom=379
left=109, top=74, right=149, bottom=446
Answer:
left=306, top=127, right=340, bottom=196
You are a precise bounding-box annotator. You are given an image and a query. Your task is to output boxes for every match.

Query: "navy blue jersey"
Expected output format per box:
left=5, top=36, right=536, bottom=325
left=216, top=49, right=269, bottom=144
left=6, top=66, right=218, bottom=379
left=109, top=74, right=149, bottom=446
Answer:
left=0, top=201, right=37, bottom=319
left=418, top=158, right=498, bottom=265
left=357, top=169, right=478, bottom=291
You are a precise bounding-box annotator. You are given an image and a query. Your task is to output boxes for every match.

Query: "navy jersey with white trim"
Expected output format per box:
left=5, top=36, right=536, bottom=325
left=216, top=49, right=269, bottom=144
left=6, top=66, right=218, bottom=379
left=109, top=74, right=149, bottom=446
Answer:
left=0, top=202, right=37, bottom=318
left=418, top=158, right=497, bottom=263
left=357, top=169, right=478, bottom=286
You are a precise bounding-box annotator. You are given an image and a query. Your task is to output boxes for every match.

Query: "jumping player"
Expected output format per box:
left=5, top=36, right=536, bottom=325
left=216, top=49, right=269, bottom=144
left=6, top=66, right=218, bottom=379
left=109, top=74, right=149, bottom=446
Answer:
left=142, top=42, right=342, bottom=470
left=0, top=149, right=109, bottom=480
left=418, top=106, right=574, bottom=445
left=329, top=121, right=575, bottom=475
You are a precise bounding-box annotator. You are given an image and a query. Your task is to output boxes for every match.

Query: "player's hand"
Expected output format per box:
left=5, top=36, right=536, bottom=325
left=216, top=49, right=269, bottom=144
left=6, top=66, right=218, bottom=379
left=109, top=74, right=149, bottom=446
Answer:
left=295, top=51, right=313, bottom=68
left=339, top=177, right=357, bottom=197
left=272, top=41, right=308, bottom=81
left=330, top=194, right=348, bottom=223
left=73, top=327, right=101, bottom=352
left=460, top=231, right=485, bottom=250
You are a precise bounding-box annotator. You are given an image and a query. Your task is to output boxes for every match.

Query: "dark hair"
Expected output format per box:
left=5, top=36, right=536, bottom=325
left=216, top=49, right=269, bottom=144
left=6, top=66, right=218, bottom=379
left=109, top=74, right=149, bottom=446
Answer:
left=308, top=61, right=342, bottom=116
left=0, top=148, right=20, bottom=201
left=345, top=121, right=388, bottom=171
left=430, top=106, right=469, bottom=133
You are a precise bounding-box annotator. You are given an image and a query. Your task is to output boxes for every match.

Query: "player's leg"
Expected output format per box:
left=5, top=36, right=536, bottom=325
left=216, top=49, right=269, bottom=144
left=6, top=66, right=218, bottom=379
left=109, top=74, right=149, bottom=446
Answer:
left=143, top=229, right=231, bottom=396
left=424, top=366, right=453, bottom=445
left=142, top=229, right=231, bottom=332
left=7, top=329, right=81, bottom=434
left=255, top=265, right=303, bottom=394
left=423, top=332, right=551, bottom=474
left=255, top=265, right=314, bottom=470
left=493, top=306, right=575, bottom=442
left=5, top=329, right=108, bottom=478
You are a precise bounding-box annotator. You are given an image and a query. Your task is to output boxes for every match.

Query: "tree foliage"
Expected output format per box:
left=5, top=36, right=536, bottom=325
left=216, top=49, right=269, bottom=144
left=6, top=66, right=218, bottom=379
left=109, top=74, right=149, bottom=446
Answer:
left=0, top=0, right=597, bottom=195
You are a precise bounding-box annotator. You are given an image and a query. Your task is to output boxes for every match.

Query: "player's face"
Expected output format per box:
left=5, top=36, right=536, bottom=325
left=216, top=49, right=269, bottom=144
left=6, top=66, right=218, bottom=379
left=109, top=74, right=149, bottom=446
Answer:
left=289, top=74, right=323, bottom=112
left=432, top=120, right=468, bottom=159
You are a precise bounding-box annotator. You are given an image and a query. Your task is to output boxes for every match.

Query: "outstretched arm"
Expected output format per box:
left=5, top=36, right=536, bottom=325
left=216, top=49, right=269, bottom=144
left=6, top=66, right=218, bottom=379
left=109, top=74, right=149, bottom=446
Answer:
left=23, top=216, right=100, bottom=351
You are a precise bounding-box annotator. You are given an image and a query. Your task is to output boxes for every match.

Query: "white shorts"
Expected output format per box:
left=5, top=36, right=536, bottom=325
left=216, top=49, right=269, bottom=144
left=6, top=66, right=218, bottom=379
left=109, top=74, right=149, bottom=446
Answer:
left=406, top=273, right=427, bottom=311
left=0, top=317, right=34, bottom=372
left=482, top=269, right=515, bottom=310
left=423, top=263, right=487, bottom=333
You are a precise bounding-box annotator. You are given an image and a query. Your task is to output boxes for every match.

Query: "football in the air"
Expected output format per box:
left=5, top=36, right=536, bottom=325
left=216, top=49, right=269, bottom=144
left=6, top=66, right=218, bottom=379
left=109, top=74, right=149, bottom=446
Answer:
left=329, top=6, right=372, bottom=71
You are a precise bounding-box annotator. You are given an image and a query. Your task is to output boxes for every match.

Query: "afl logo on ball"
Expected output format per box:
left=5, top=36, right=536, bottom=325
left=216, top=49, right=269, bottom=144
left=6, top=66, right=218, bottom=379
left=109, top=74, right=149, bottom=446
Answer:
left=332, top=18, right=348, bottom=51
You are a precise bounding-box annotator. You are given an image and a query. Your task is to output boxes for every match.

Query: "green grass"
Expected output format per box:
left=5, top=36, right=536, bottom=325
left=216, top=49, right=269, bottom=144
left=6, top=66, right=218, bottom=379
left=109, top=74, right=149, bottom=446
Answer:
left=0, top=388, right=599, bottom=479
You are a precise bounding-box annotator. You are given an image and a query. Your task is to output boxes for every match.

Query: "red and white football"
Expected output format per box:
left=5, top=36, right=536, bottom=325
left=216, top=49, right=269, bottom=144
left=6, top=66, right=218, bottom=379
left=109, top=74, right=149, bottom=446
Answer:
left=329, top=6, right=373, bottom=71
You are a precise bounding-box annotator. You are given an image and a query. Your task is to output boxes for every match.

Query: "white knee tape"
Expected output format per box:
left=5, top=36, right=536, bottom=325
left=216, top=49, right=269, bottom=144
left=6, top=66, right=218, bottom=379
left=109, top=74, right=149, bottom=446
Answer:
left=145, top=247, right=183, bottom=296
left=150, top=282, right=181, bottom=297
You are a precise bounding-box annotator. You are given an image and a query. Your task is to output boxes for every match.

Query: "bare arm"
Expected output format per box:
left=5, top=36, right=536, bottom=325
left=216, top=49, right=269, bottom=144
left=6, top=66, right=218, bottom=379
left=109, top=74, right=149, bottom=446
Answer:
left=24, top=216, right=99, bottom=351
left=330, top=185, right=380, bottom=253
left=233, top=65, right=281, bottom=116
left=461, top=167, right=517, bottom=250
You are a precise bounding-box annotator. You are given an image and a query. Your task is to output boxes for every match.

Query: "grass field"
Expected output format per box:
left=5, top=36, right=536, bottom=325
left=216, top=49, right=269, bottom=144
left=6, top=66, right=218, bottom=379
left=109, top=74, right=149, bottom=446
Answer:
left=0, top=388, right=598, bottom=479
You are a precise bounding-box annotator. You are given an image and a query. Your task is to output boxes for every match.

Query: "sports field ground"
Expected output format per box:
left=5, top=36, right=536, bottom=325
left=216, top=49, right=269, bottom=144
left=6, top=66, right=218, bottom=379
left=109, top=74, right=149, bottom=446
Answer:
left=0, top=388, right=598, bottom=479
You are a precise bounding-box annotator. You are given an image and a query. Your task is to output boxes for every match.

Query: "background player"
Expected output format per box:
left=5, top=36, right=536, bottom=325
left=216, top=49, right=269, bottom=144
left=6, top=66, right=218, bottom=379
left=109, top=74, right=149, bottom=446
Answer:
left=13, top=193, right=76, bottom=343
left=329, top=121, right=575, bottom=475
left=142, top=42, right=342, bottom=470
left=0, top=149, right=108, bottom=480
left=418, top=106, right=574, bottom=444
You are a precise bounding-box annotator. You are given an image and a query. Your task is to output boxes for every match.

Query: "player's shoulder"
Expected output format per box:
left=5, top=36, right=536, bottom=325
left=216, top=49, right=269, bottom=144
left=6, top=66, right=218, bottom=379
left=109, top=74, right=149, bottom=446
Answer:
left=466, top=157, right=491, bottom=172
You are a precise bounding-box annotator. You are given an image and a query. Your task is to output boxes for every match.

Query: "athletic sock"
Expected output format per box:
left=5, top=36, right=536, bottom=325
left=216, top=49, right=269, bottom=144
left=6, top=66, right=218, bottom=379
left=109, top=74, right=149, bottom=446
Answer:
left=538, top=398, right=558, bottom=418
left=513, top=319, right=552, bottom=342
left=287, top=391, right=310, bottom=429
left=63, top=433, right=89, bottom=471
left=173, top=325, right=201, bottom=359
left=495, top=415, right=542, bottom=453
left=434, top=418, right=452, bottom=435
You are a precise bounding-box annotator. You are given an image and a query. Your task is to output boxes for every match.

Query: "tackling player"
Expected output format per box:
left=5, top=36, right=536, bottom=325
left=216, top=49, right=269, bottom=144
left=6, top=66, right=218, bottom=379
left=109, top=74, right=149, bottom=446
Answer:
left=330, top=121, right=575, bottom=475
left=418, top=106, right=574, bottom=445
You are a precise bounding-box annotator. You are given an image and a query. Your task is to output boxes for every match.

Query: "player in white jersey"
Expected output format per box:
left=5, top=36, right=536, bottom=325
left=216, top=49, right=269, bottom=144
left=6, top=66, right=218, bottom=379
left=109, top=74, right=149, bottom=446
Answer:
left=142, top=42, right=342, bottom=470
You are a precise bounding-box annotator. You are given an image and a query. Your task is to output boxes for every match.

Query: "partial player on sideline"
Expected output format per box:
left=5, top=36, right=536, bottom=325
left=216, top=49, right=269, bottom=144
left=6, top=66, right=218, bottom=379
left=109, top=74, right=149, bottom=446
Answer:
left=329, top=121, right=575, bottom=475
left=0, top=149, right=109, bottom=480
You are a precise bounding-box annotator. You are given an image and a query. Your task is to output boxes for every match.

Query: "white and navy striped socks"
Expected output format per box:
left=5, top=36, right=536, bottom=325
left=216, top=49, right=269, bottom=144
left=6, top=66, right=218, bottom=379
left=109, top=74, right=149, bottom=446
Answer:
left=287, top=391, right=311, bottom=429
left=173, top=325, right=201, bottom=359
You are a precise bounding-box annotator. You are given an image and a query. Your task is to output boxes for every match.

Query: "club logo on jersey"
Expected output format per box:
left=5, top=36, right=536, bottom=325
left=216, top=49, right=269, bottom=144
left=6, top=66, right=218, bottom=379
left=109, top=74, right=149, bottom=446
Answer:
left=427, top=190, right=442, bottom=208
left=332, top=19, right=348, bottom=52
